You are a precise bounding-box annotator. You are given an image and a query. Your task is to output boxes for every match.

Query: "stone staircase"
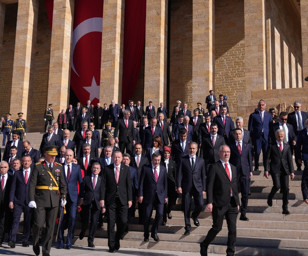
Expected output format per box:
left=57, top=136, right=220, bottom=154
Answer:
left=9, top=132, right=308, bottom=256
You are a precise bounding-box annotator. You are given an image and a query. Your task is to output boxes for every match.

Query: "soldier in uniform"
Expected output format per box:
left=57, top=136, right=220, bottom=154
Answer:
left=15, top=112, right=27, bottom=141
left=28, top=146, right=67, bottom=256
left=2, top=113, right=14, bottom=146
left=44, top=104, right=54, bottom=132
left=101, top=121, right=114, bottom=148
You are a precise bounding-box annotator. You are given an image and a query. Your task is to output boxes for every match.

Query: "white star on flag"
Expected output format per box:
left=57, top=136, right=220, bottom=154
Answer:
left=84, top=77, right=100, bottom=102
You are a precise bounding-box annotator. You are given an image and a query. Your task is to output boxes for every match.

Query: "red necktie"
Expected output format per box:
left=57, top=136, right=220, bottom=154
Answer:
left=216, top=109, right=219, bottom=115
left=154, top=166, right=158, bottom=182
left=84, top=156, right=88, bottom=170
left=1, top=175, right=5, bottom=190
left=223, top=116, right=226, bottom=126
left=82, top=130, right=86, bottom=139
left=64, top=140, right=68, bottom=146
left=161, top=122, right=164, bottom=131
left=238, top=141, right=242, bottom=154
left=125, top=120, right=128, bottom=128
left=67, top=165, right=71, bottom=181
left=136, top=155, right=140, bottom=168
left=25, top=170, right=29, bottom=184
left=152, top=127, right=155, bottom=135
left=279, top=142, right=283, bottom=152
left=207, top=125, right=210, bottom=133
left=116, top=166, right=120, bottom=183
left=93, top=175, right=96, bottom=189
left=194, top=118, right=197, bottom=126
left=212, top=136, right=216, bottom=146
left=225, top=163, right=232, bottom=194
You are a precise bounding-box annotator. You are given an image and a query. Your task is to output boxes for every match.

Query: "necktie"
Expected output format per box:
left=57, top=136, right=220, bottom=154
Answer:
left=212, top=136, right=216, bottom=146
left=207, top=125, right=210, bottom=133
left=9, top=156, right=12, bottom=164
left=282, top=124, right=288, bottom=143
left=154, top=166, right=158, bottom=182
left=161, top=122, right=164, bottom=131
left=279, top=142, right=283, bottom=152
left=85, top=156, right=88, bottom=170
left=261, top=112, right=264, bottom=122
left=152, top=127, right=155, bottom=135
left=67, top=165, right=71, bottom=181
left=194, top=118, right=197, bottom=126
left=186, top=126, right=188, bottom=132
left=116, top=166, right=120, bottom=184
left=82, top=130, right=86, bottom=139
left=297, top=112, right=303, bottom=130
left=136, top=155, right=140, bottom=168
left=125, top=119, right=128, bottom=128
left=182, top=141, right=185, bottom=151
left=14, top=141, right=17, bottom=147
left=93, top=175, right=96, bottom=189
left=223, top=116, right=226, bottom=126
left=216, top=109, right=219, bottom=115
left=25, top=170, right=29, bottom=184
left=224, top=163, right=232, bottom=195
left=238, top=141, right=242, bottom=154
left=191, top=157, right=195, bottom=169
left=1, top=175, right=5, bottom=190
left=184, top=110, right=186, bottom=115
left=64, top=140, right=68, bottom=146
left=26, top=151, right=29, bottom=156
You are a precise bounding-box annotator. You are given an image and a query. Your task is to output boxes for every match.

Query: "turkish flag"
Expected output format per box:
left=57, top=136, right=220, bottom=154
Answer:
left=70, top=0, right=104, bottom=105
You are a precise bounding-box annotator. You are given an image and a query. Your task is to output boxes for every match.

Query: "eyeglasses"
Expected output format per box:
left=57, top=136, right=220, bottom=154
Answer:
left=294, top=106, right=300, bottom=109
left=281, top=118, right=288, bottom=121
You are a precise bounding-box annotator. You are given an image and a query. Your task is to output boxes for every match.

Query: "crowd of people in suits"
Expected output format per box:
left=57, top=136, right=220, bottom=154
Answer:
left=0, top=91, right=308, bottom=256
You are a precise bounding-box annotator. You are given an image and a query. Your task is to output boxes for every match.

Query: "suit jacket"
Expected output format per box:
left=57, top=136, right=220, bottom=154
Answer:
left=39, top=133, right=60, bottom=154
left=78, top=156, right=97, bottom=176
left=287, top=111, right=308, bottom=135
left=175, top=123, right=194, bottom=141
left=296, top=128, right=308, bottom=161
left=190, top=116, right=203, bottom=142
left=9, top=168, right=33, bottom=206
left=157, top=107, right=168, bottom=118
left=53, top=128, right=63, bottom=140
left=179, top=109, right=191, bottom=118
left=270, top=122, right=296, bottom=144
left=206, top=94, right=216, bottom=109
left=145, top=106, right=156, bottom=120
left=73, top=129, right=87, bottom=150
left=139, top=124, right=149, bottom=146
left=75, top=113, right=90, bottom=131
left=0, top=173, right=13, bottom=207
left=3, top=139, right=24, bottom=161
left=80, top=175, right=103, bottom=209
left=91, top=130, right=101, bottom=148
left=229, top=129, right=251, bottom=145
left=78, top=139, right=99, bottom=158
left=157, top=121, right=172, bottom=146
left=58, top=139, right=76, bottom=151
left=207, top=161, right=240, bottom=207
left=229, top=142, right=253, bottom=178
left=136, top=105, right=144, bottom=120
left=198, top=123, right=211, bottom=144
left=62, top=163, right=84, bottom=204
left=248, top=110, right=272, bottom=142
left=129, top=166, right=139, bottom=192
left=202, top=134, right=226, bottom=165
left=177, top=155, right=206, bottom=193
left=171, top=139, right=190, bottom=164
left=264, top=142, right=294, bottom=175
left=22, top=148, right=41, bottom=164
left=138, top=165, right=168, bottom=205
left=130, top=154, right=150, bottom=179
left=143, top=126, right=163, bottom=150
left=109, top=104, right=120, bottom=123
left=126, top=106, right=138, bottom=121
left=114, top=119, right=135, bottom=144
left=213, top=115, right=234, bottom=139
left=102, top=164, right=132, bottom=206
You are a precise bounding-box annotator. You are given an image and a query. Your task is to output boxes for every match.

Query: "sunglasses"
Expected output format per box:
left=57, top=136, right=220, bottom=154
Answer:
left=281, top=118, right=288, bottom=121
left=294, top=106, right=300, bottom=109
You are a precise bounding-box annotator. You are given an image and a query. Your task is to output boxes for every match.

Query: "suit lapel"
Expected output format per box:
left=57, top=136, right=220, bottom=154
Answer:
left=219, top=161, right=230, bottom=181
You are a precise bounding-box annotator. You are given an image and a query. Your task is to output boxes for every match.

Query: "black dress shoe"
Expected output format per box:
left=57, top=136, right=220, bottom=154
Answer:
left=22, top=241, right=29, bottom=247
left=184, top=230, right=190, bottom=236
left=282, top=209, right=290, bottom=215
left=240, top=215, right=249, bottom=221
left=167, top=213, right=172, bottom=219
left=115, top=240, right=120, bottom=250
left=109, top=247, right=116, bottom=253
left=267, top=197, right=273, bottom=207
left=43, top=253, right=50, bottom=256
left=192, top=217, right=200, bottom=227
left=79, top=232, right=85, bottom=240
left=8, top=241, right=15, bottom=248
left=88, top=242, right=95, bottom=248
left=200, top=241, right=208, bottom=256
left=151, top=233, right=159, bottom=242
left=33, top=244, right=40, bottom=256
left=144, top=237, right=149, bottom=242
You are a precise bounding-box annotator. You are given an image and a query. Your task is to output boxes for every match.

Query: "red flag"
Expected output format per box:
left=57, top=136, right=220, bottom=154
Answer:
left=44, top=0, right=53, bottom=29
left=70, top=0, right=104, bottom=105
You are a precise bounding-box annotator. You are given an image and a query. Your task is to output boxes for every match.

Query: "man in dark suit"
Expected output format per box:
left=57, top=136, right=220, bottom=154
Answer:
left=143, top=118, right=163, bottom=150
left=53, top=122, right=63, bottom=140
left=39, top=126, right=60, bottom=155
left=145, top=101, right=156, bottom=120
left=58, top=149, right=84, bottom=249
left=180, top=103, right=192, bottom=118
left=5, top=146, right=19, bottom=166
left=58, top=129, right=75, bottom=151
left=73, top=121, right=88, bottom=152
left=177, top=142, right=206, bottom=235
left=157, top=102, right=168, bottom=119
left=109, top=100, right=120, bottom=127
left=98, top=146, right=114, bottom=171
left=190, top=109, right=203, bottom=143
left=66, top=104, right=75, bottom=131
left=136, top=101, right=144, bottom=123
left=158, top=113, right=172, bottom=146
left=78, top=143, right=97, bottom=176
left=23, top=140, right=40, bottom=165
left=0, top=161, right=13, bottom=246
left=198, top=114, right=211, bottom=145
left=78, top=162, right=104, bottom=247
left=205, top=90, right=216, bottom=111
left=102, top=151, right=132, bottom=252
left=170, top=106, right=180, bottom=125
left=139, top=152, right=168, bottom=242
left=89, top=122, right=101, bottom=148
left=101, top=103, right=110, bottom=128
left=3, top=130, right=23, bottom=161
left=229, top=128, right=253, bottom=221
left=114, top=110, right=135, bottom=155
left=288, top=101, right=308, bottom=171
left=172, top=115, right=185, bottom=140
left=248, top=99, right=272, bottom=171
left=201, top=123, right=226, bottom=171
left=77, top=130, right=99, bottom=158
left=139, top=117, right=149, bottom=147
left=126, top=100, right=138, bottom=121
left=73, top=102, right=81, bottom=131
left=176, top=116, right=194, bottom=142
left=171, top=128, right=191, bottom=164
left=213, top=106, right=234, bottom=143
left=229, top=116, right=251, bottom=145
left=200, top=145, right=240, bottom=256
left=8, top=156, right=33, bottom=247
left=94, top=102, right=103, bottom=129
left=75, top=107, right=91, bottom=132
left=265, top=129, right=295, bottom=214
left=297, top=119, right=308, bottom=171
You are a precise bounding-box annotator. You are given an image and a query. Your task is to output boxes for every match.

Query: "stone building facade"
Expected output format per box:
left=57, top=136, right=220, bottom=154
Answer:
left=0, top=0, right=307, bottom=131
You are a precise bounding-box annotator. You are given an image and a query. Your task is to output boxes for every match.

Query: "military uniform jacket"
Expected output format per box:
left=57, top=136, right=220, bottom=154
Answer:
left=2, top=119, right=14, bottom=133
left=15, top=119, right=27, bottom=133
left=29, top=161, right=67, bottom=208
left=44, top=108, right=54, bottom=120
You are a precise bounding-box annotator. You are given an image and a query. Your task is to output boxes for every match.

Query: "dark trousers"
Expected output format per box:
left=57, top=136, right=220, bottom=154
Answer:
left=58, top=200, right=77, bottom=244
left=2, top=132, right=11, bottom=146
left=33, top=206, right=58, bottom=255
left=10, top=204, right=33, bottom=242
left=81, top=202, right=100, bottom=243
left=182, top=187, right=203, bottom=231
left=0, top=205, right=13, bottom=242
left=143, top=197, right=164, bottom=238
left=253, top=135, right=268, bottom=169
left=202, top=197, right=238, bottom=256
left=163, top=183, right=177, bottom=222
left=238, top=177, right=250, bottom=216
left=119, top=140, right=133, bottom=156
left=268, top=172, right=290, bottom=210
left=44, top=119, right=52, bottom=132
left=138, top=202, right=144, bottom=224
left=107, top=198, right=128, bottom=249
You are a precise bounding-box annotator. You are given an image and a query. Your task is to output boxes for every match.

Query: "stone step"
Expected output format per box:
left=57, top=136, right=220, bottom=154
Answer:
left=251, top=179, right=302, bottom=187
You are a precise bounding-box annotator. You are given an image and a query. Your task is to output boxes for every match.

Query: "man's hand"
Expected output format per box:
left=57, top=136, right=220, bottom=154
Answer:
left=133, top=140, right=136, bottom=146
left=298, top=159, right=303, bottom=165
left=79, top=198, right=84, bottom=206
left=128, top=201, right=132, bottom=208
left=206, top=203, right=213, bottom=213
left=264, top=171, right=269, bottom=179
left=9, top=202, right=14, bottom=210
left=100, top=200, right=106, bottom=213
left=202, top=191, right=206, bottom=197
left=177, top=187, right=182, bottom=194
left=250, top=172, right=253, bottom=179
left=138, top=196, right=143, bottom=204
left=28, top=201, right=37, bottom=208
left=305, top=199, right=308, bottom=204
left=115, top=138, right=119, bottom=143
left=61, top=198, right=67, bottom=207
left=293, top=140, right=296, bottom=146
left=164, top=198, right=168, bottom=204
left=290, top=173, right=295, bottom=180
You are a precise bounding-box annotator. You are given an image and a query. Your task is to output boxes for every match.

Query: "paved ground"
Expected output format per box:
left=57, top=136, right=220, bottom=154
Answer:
left=0, top=244, right=220, bottom=256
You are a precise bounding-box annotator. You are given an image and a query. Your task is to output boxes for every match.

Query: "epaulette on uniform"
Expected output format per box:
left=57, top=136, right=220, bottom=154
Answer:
left=55, top=162, right=62, bottom=166
left=36, top=162, right=42, bottom=165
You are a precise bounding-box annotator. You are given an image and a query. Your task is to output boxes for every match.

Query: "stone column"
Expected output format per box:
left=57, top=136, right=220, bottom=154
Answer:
left=100, top=0, right=124, bottom=104
left=10, top=0, right=38, bottom=119
left=144, top=0, right=168, bottom=108
left=191, top=0, right=214, bottom=105
left=0, top=3, right=5, bottom=45
left=47, top=0, right=74, bottom=115
left=244, top=0, right=267, bottom=92
left=301, top=0, right=308, bottom=87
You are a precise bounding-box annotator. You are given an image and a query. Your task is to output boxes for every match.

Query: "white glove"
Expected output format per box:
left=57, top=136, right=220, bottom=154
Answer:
left=28, top=201, right=37, bottom=208
left=44, top=118, right=46, bottom=121
left=61, top=198, right=67, bottom=207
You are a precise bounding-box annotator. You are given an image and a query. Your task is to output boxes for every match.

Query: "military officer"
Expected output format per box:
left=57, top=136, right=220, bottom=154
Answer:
left=15, top=112, right=27, bottom=140
left=101, top=121, right=114, bottom=148
left=28, top=146, right=67, bottom=256
left=2, top=113, right=14, bottom=146
left=44, top=104, right=54, bottom=132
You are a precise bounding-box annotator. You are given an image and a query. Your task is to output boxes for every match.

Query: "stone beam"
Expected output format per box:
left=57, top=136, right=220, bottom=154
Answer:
left=301, top=0, right=308, bottom=87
